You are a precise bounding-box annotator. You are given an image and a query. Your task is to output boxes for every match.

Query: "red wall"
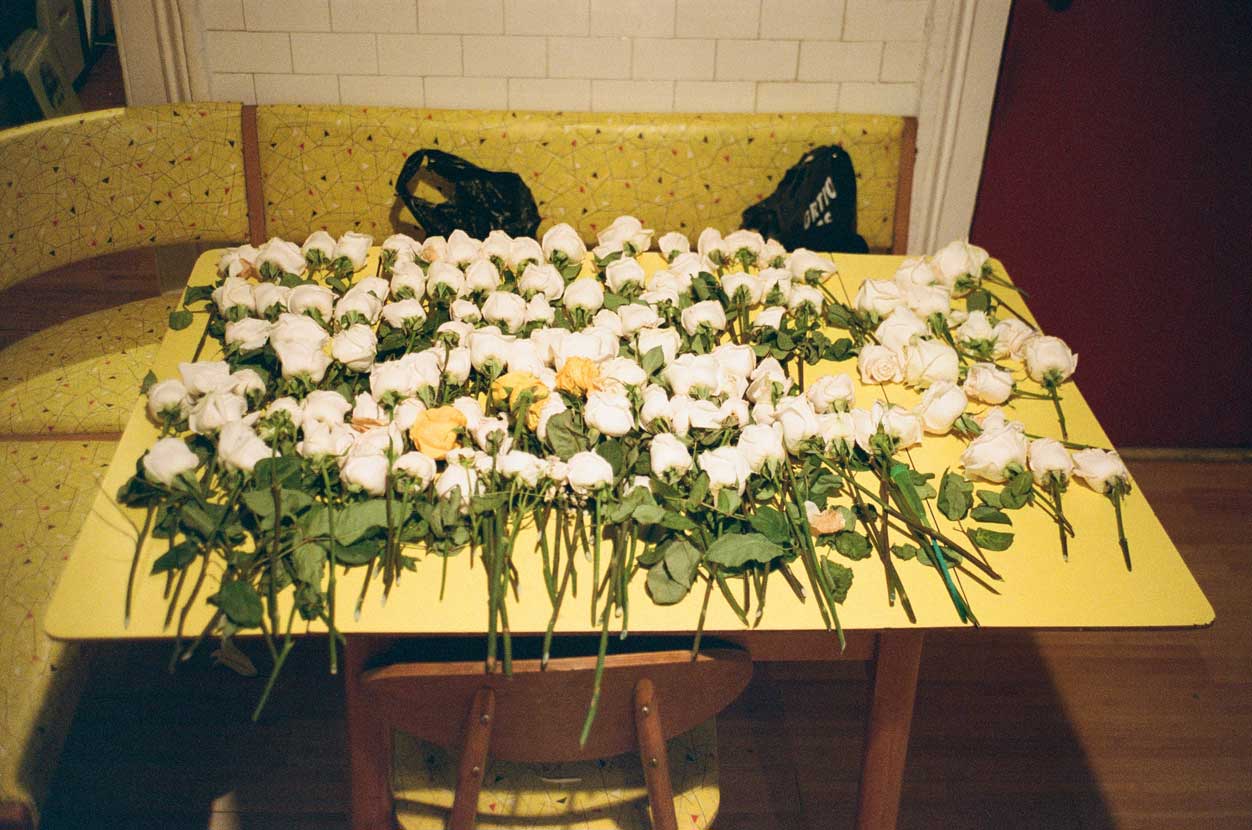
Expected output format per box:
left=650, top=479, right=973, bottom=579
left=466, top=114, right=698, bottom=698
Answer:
left=971, top=1, right=1252, bottom=447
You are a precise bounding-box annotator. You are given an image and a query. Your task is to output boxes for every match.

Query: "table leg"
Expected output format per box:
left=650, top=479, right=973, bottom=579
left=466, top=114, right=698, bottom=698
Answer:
left=345, top=635, right=395, bottom=830
left=854, top=630, right=924, bottom=830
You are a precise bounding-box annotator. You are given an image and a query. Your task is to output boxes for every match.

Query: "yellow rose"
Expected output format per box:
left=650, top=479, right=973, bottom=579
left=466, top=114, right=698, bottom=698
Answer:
left=555, top=356, right=601, bottom=397
left=492, top=371, right=550, bottom=409
left=408, top=406, right=466, bottom=460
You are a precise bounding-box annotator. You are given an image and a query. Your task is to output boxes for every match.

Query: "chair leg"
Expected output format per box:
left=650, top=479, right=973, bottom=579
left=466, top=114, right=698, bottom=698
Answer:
left=449, top=687, right=495, bottom=830
left=345, top=636, right=396, bottom=830
left=633, top=679, right=679, bottom=830
left=854, top=630, right=924, bottom=830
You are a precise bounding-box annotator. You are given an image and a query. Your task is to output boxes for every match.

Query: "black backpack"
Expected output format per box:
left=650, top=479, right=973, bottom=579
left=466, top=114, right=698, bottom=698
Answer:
left=395, top=148, right=541, bottom=239
left=742, top=144, right=868, bottom=253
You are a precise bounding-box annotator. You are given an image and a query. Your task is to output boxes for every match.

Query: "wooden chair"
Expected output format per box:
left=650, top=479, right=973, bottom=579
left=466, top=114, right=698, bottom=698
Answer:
left=350, top=642, right=752, bottom=830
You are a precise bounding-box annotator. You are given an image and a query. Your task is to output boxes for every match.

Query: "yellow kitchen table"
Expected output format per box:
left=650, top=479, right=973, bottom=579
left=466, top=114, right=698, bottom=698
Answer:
left=46, top=250, right=1213, bottom=830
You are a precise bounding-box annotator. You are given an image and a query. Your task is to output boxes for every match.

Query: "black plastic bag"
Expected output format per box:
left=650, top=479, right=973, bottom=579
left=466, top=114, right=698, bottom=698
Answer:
left=742, top=145, right=868, bottom=253
left=395, top=148, right=541, bottom=239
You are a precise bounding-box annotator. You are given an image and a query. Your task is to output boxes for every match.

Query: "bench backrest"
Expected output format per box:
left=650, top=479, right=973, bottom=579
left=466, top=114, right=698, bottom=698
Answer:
left=0, top=103, right=250, bottom=291
left=254, top=105, right=913, bottom=252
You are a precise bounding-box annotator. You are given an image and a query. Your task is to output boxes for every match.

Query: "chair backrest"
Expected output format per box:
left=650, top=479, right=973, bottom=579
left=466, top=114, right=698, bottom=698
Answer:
left=0, top=103, right=250, bottom=291
left=254, top=105, right=914, bottom=252
left=362, top=647, right=752, bottom=763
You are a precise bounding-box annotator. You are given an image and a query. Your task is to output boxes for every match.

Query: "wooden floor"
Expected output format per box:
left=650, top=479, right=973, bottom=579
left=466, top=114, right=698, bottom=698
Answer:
left=38, top=458, right=1252, bottom=829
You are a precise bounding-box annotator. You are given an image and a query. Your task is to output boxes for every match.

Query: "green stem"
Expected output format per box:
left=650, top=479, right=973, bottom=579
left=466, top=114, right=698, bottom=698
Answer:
left=321, top=467, right=339, bottom=675
left=1051, top=479, right=1070, bottom=562
left=125, top=506, right=156, bottom=628
left=579, top=596, right=612, bottom=747
left=1048, top=382, right=1069, bottom=440
left=1111, top=487, right=1131, bottom=571
left=251, top=605, right=297, bottom=721
left=691, top=566, right=718, bottom=658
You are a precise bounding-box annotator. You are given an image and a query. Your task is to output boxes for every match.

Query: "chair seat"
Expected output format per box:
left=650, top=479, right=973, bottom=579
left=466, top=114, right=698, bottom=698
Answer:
left=393, top=718, right=720, bottom=830
left=0, top=439, right=116, bottom=820
left=0, top=294, right=174, bottom=436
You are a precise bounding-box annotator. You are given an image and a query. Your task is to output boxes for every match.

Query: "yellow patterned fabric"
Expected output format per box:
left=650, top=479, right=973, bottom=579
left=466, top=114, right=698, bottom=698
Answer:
left=256, top=106, right=905, bottom=252
left=0, top=440, right=115, bottom=819
left=0, top=103, right=248, bottom=290
left=393, top=718, right=719, bottom=830
left=0, top=294, right=175, bottom=436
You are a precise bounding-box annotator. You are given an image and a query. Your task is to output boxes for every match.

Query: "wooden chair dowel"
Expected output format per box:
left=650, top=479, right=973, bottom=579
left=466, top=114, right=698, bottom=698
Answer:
left=634, top=678, right=678, bottom=830
left=449, top=687, right=495, bottom=830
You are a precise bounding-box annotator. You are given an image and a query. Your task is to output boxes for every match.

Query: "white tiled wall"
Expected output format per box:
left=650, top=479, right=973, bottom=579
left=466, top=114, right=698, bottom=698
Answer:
left=198, top=0, right=929, bottom=114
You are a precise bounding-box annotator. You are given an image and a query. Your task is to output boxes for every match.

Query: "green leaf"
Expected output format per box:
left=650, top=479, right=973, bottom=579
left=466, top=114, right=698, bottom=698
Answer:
left=970, top=505, right=1012, bottom=525
left=968, top=528, right=1015, bottom=551
left=215, top=580, right=263, bottom=628
left=833, top=530, right=873, bottom=560
left=333, top=539, right=381, bottom=566
left=140, top=370, right=158, bottom=395
left=597, top=439, right=627, bottom=479
left=938, top=472, right=973, bottom=522
left=168, top=309, right=194, bottom=330
left=821, top=559, right=854, bottom=604
left=150, top=540, right=199, bottom=574
left=335, top=499, right=410, bottom=545
left=890, top=543, right=920, bottom=561
left=292, top=543, right=326, bottom=585
left=254, top=456, right=304, bottom=488
left=646, top=561, right=690, bottom=605
left=544, top=410, right=587, bottom=460
left=606, top=486, right=651, bottom=524
left=660, top=512, right=697, bottom=531
left=749, top=506, right=791, bottom=544
left=242, top=488, right=314, bottom=519
left=705, top=533, right=783, bottom=569
left=976, top=490, right=1002, bottom=508
left=999, top=470, right=1034, bottom=510
left=631, top=504, right=667, bottom=525
left=662, top=539, right=702, bottom=588
left=640, top=346, right=665, bottom=377
left=966, top=288, right=992, bottom=312
left=715, top=488, right=741, bottom=516
left=183, top=285, right=214, bottom=304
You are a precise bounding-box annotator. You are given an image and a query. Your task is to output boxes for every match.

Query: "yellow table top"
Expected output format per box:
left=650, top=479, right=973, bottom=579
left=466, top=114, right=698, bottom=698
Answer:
left=46, top=250, right=1214, bottom=641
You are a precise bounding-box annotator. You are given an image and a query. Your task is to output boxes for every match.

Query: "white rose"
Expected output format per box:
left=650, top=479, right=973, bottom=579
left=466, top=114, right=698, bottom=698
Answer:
left=695, top=227, right=723, bottom=260
left=753, top=306, right=786, bottom=330
left=255, top=237, right=305, bottom=276
left=585, top=391, right=634, bottom=437
left=905, top=284, right=952, bottom=318
left=893, top=256, right=941, bottom=288
left=697, top=446, right=751, bottom=495
left=649, top=433, right=692, bottom=477
left=525, top=296, right=555, bottom=326
left=340, top=454, right=389, bottom=496
left=737, top=423, right=785, bottom=472
left=392, top=397, right=426, bottom=432
left=426, top=261, right=466, bottom=297
left=273, top=340, right=330, bottom=382
left=760, top=239, right=787, bottom=267
left=857, top=344, right=903, bottom=384
left=636, top=327, right=681, bottom=364
left=758, top=267, right=793, bottom=304
left=916, top=381, right=967, bottom=434
left=563, top=278, right=605, bottom=313
left=788, top=249, right=835, bottom=282
left=722, top=272, right=765, bottom=306
left=1023, top=335, right=1078, bottom=384
left=352, top=391, right=383, bottom=423
left=745, top=358, right=791, bottom=404
left=663, top=353, right=722, bottom=397
left=618, top=303, right=660, bottom=335
left=349, top=424, right=406, bottom=459
left=224, top=317, right=271, bottom=352
left=230, top=368, right=265, bottom=398
left=855, top=279, right=905, bottom=317
left=657, top=232, right=690, bottom=259
left=142, top=437, right=199, bottom=485
left=806, top=373, right=855, bottom=413
left=669, top=396, right=721, bottom=435
left=382, top=232, right=419, bottom=260
left=933, top=239, right=988, bottom=287
left=147, top=378, right=192, bottom=421
left=903, top=339, right=960, bottom=388
left=499, top=450, right=545, bottom=487
left=482, top=229, right=513, bottom=261
left=1071, top=448, right=1129, bottom=493
left=992, top=318, right=1037, bottom=359
left=332, top=324, right=377, bottom=372
left=443, top=347, right=472, bottom=384
left=534, top=394, right=567, bottom=442
left=601, top=357, right=647, bottom=390
left=955, top=310, right=996, bottom=344
left=390, top=260, right=426, bottom=300
left=217, top=421, right=272, bottom=473
left=446, top=230, right=481, bottom=264
left=302, top=390, right=353, bottom=428
left=508, top=237, right=544, bottom=271
left=393, top=451, right=436, bottom=489
left=1028, top=438, right=1074, bottom=484
left=381, top=299, right=427, bottom=329
left=301, top=229, right=336, bottom=262
left=188, top=391, right=247, bottom=434
left=722, top=229, right=763, bottom=260
left=787, top=285, right=823, bottom=314
left=874, top=308, right=927, bottom=356
left=266, top=395, right=304, bottom=423
left=648, top=269, right=688, bottom=297
left=253, top=283, right=291, bottom=316
left=519, top=262, right=565, bottom=301
left=217, top=244, right=257, bottom=279
left=850, top=406, right=881, bottom=453
left=464, top=258, right=502, bottom=294
left=435, top=464, right=480, bottom=504
left=335, top=286, right=384, bottom=325
left=816, top=411, right=855, bottom=451
left=472, top=415, right=511, bottom=452
left=597, top=215, right=653, bottom=254
left=880, top=404, right=923, bottom=449
left=468, top=330, right=512, bottom=372
left=421, top=235, right=448, bottom=263
left=712, top=345, right=755, bottom=382
left=288, top=284, right=335, bottom=319
left=369, top=358, right=421, bottom=400
left=269, top=312, right=329, bottom=351
left=681, top=300, right=727, bottom=335
left=212, top=276, right=256, bottom=316
left=774, top=395, right=820, bottom=452
left=963, top=362, right=1015, bottom=405
left=542, top=223, right=587, bottom=263
left=605, top=258, right=646, bottom=294
left=450, top=299, right=481, bottom=324
left=482, top=291, right=528, bottom=333
left=961, top=423, right=1029, bottom=483
left=639, top=385, right=670, bottom=427
left=566, top=450, right=614, bottom=494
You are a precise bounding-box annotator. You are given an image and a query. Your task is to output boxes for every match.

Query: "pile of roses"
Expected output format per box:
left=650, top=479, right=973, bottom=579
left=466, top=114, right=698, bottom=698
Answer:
left=123, top=216, right=1133, bottom=728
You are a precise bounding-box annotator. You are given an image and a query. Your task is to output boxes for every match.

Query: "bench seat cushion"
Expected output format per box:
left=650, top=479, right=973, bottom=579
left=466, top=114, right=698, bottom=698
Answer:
left=393, top=718, right=719, bottom=830
left=0, top=439, right=115, bottom=820
left=0, top=294, right=174, bottom=436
